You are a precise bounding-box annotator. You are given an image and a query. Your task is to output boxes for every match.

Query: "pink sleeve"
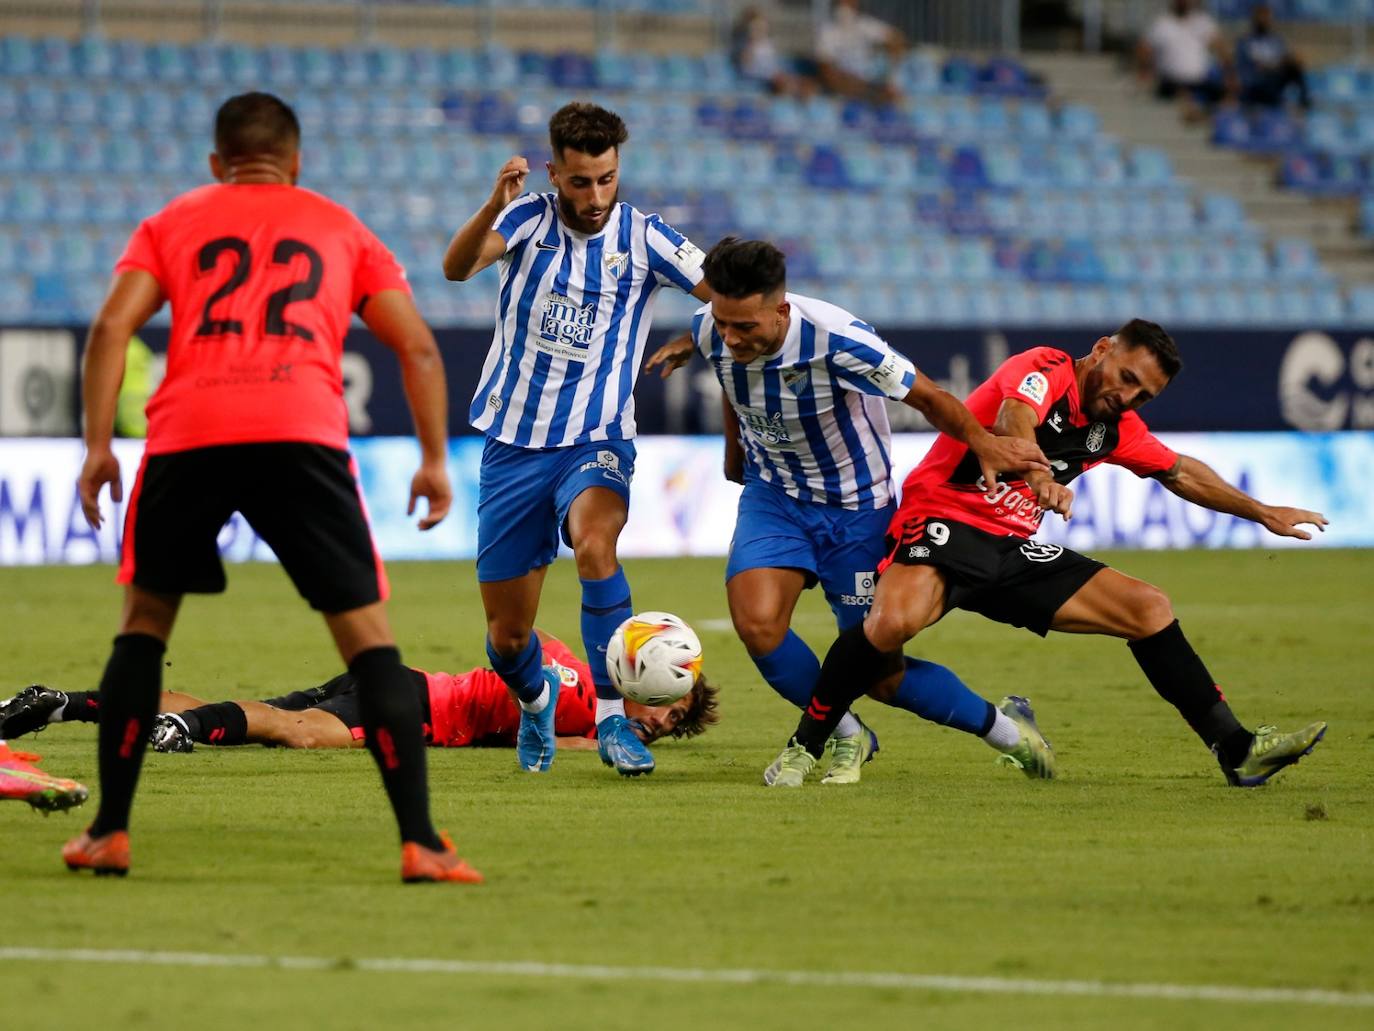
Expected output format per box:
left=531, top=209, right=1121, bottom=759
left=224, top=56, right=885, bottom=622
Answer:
left=113, top=219, right=166, bottom=287
left=990, top=348, right=1074, bottom=424
left=351, top=224, right=410, bottom=312
left=1109, top=413, right=1179, bottom=477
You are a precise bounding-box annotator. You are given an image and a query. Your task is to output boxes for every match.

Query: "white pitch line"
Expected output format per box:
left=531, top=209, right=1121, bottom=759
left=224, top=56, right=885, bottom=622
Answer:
left=1, top=948, right=1371, bottom=1009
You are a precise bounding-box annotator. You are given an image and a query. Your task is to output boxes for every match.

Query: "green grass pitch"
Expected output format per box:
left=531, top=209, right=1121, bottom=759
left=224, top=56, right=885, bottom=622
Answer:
left=2, top=550, right=1372, bottom=1030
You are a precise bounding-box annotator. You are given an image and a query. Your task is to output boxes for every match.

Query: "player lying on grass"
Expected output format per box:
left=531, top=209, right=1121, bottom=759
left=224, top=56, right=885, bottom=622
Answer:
left=646, top=238, right=1058, bottom=785
left=0, top=632, right=719, bottom=754
left=767, top=320, right=1328, bottom=788
left=0, top=741, right=88, bottom=813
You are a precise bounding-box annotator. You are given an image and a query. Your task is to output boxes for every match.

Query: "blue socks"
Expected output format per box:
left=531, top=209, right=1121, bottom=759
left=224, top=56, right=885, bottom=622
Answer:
left=884, top=657, right=996, bottom=736
left=486, top=633, right=545, bottom=706
left=581, top=567, right=633, bottom=700
left=751, top=630, right=822, bottom=708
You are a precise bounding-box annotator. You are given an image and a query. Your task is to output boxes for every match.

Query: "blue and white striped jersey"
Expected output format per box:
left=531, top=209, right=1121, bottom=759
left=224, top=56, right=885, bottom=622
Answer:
left=469, top=193, right=704, bottom=448
left=693, top=293, right=917, bottom=510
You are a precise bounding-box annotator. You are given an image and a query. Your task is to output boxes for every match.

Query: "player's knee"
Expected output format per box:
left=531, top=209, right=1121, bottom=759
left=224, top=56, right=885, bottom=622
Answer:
left=570, top=532, right=619, bottom=579
left=732, top=611, right=787, bottom=656
left=864, top=608, right=913, bottom=653
left=486, top=622, right=533, bottom=657
left=1129, top=584, right=1175, bottom=639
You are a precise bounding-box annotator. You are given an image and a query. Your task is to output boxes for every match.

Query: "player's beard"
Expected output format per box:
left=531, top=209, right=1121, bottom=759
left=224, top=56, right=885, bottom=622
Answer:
left=558, top=188, right=617, bottom=234
left=1081, top=367, right=1122, bottom=422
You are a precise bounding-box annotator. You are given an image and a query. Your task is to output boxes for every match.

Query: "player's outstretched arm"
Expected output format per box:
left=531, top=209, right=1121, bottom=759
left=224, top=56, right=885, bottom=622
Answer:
left=442, top=155, right=528, bottom=282
left=643, top=331, right=695, bottom=379
left=78, top=269, right=163, bottom=529
left=362, top=289, right=452, bottom=530
left=903, top=372, right=1051, bottom=488
left=1157, top=456, right=1328, bottom=540
left=993, top=398, right=1074, bottom=518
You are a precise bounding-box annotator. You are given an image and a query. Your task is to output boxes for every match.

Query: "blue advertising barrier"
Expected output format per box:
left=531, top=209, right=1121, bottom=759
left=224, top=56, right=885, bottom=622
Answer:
left=1, top=433, right=1370, bottom=568
left=4, top=324, right=1372, bottom=437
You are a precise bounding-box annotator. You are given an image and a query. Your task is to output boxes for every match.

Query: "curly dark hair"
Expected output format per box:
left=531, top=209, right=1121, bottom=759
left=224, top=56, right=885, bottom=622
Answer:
left=670, top=675, right=721, bottom=740
left=548, top=102, right=628, bottom=158
left=1114, top=318, right=1182, bottom=379
left=214, top=91, right=300, bottom=161
left=702, top=236, right=788, bottom=299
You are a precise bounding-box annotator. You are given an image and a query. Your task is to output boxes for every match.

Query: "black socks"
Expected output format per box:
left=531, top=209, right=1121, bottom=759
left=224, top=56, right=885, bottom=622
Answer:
left=794, top=625, right=903, bottom=758
left=350, top=646, right=442, bottom=851
left=89, top=633, right=166, bottom=837
left=180, top=702, right=248, bottom=746
left=1129, top=620, right=1253, bottom=766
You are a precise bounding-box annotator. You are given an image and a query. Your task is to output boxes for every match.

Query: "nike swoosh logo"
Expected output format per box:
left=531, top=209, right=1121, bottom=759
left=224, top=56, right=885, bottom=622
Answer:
left=535, top=241, right=560, bottom=251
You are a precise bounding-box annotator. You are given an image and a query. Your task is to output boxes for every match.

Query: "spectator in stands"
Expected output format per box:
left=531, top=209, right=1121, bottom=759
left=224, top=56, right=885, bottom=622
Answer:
left=1235, top=3, right=1310, bottom=110
left=814, top=0, right=904, bottom=105
left=732, top=6, right=815, bottom=98
left=1136, top=0, right=1234, bottom=120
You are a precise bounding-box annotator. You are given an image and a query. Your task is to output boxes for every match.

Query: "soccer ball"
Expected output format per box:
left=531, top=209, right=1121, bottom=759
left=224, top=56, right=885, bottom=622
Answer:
left=605, top=611, right=703, bottom=707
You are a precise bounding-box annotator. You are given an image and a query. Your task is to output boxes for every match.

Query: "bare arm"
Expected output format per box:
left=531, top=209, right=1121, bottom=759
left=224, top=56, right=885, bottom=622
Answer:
left=643, top=330, right=695, bottom=379
left=361, top=289, right=451, bottom=530
left=78, top=269, right=163, bottom=529
left=722, top=393, right=744, bottom=484
left=441, top=155, right=528, bottom=282
left=1156, top=455, right=1327, bottom=540
left=902, top=372, right=1050, bottom=488
left=993, top=398, right=1073, bottom=518
left=690, top=279, right=712, bottom=303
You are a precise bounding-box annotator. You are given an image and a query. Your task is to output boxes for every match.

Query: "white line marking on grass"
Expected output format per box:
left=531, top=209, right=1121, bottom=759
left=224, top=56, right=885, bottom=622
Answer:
left=2, top=948, right=1371, bottom=1008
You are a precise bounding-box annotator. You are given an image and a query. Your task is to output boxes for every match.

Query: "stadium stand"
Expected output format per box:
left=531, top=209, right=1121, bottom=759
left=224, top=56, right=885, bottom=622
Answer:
left=0, top=25, right=1365, bottom=329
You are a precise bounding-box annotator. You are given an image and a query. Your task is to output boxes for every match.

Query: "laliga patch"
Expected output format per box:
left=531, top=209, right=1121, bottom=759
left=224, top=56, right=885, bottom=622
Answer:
left=673, top=240, right=705, bottom=276
left=1017, top=371, right=1049, bottom=406
left=865, top=354, right=906, bottom=394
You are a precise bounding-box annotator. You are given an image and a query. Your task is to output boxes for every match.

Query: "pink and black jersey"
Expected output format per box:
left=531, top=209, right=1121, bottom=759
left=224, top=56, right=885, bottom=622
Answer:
left=422, top=637, right=598, bottom=748
left=115, top=183, right=409, bottom=455
left=896, top=346, right=1179, bottom=539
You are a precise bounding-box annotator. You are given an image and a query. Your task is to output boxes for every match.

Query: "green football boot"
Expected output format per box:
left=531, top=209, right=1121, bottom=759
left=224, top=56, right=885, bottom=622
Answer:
left=766, top=741, right=819, bottom=788
left=994, top=695, right=1057, bottom=780
left=763, top=734, right=834, bottom=786
left=1217, top=722, right=1327, bottom=787
left=821, top=718, right=879, bottom=785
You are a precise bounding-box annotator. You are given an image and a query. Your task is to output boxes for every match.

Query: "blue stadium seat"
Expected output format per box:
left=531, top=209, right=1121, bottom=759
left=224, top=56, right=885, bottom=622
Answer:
left=942, top=98, right=979, bottom=139
left=223, top=43, right=264, bottom=87
left=0, top=36, right=40, bottom=76
left=1347, top=285, right=1374, bottom=322
left=1271, top=237, right=1322, bottom=280
left=909, top=103, right=944, bottom=140
left=1057, top=105, right=1100, bottom=140
left=1129, top=147, right=1174, bottom=185
left=897, top=52, right=942, bottom=95
left=1017, top=102, right=1053, bottom=139
left=1274, top=287, right=1317, bottom=323
left=0, top=277, right=33, bottom=321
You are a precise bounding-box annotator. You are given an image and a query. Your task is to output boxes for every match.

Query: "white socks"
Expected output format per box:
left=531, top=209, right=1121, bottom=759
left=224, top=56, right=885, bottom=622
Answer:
left=982, top=708, right=1021, bottom=751
left=595, top=697, right=626, bottom=724
left=517, top=684, right=550, bottom=715
left=834, top=712, right=862, bottom=739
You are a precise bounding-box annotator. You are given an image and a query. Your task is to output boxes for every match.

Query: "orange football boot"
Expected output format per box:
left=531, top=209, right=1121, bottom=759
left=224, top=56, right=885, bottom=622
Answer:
left=62, top=829, right=131, bottom=876
left=401, top=832, right=483, bottom=884
left=0, top=743, right=88, bottom=813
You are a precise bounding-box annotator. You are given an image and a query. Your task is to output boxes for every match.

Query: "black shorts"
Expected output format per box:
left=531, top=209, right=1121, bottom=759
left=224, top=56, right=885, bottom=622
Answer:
left=261, top=668, right=431, bottom=740
left=882, top=517, right=1105, bottom=636
left=118, top=442, right=386, bottom=613
left=262, top=672, right=363, bottom=736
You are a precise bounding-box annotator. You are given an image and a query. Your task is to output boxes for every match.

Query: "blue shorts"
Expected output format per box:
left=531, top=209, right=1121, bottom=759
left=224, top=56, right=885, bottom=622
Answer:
left=476, top=437, right=635, bottom=582
left=726, top=480, right=892, bottom=632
